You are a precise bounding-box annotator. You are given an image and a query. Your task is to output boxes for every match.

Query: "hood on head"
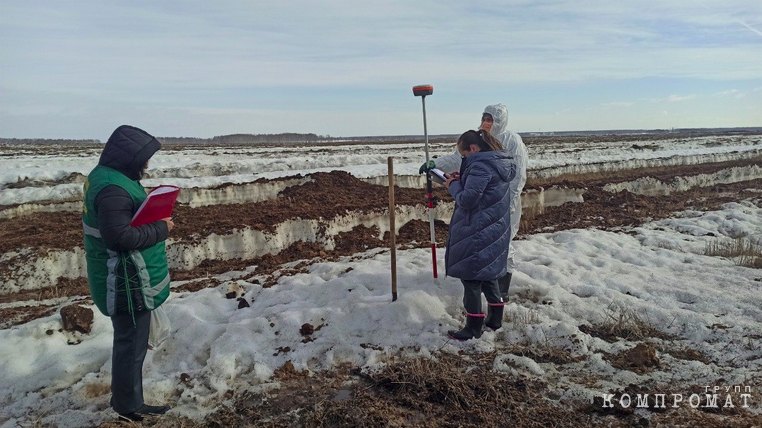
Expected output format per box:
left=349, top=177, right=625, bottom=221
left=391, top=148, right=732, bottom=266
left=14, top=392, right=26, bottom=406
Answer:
left=98, top=125, right=161, bottom=180
left=483, top=104, right=509, bottom=137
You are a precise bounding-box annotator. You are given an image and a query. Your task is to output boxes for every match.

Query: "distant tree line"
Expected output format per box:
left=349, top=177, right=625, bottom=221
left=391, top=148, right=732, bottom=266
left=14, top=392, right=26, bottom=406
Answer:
left=160, top=133, right=336, bottom=145
left=0, top=138, right=101, bottom=145
left=4, top=127, right=758, bottom=146
left=0, top=134, right=339, bottom=146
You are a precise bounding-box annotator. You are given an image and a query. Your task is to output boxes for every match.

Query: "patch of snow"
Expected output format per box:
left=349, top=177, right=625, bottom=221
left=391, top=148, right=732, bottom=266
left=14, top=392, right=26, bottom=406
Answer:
left=1, top=201, right=761, bottom=426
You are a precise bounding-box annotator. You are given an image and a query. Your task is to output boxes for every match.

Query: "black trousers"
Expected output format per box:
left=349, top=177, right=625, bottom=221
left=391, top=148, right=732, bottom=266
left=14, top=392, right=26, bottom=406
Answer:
left=461, top=279, right=502, bottom=315
left=110, top=307, right=150, bottom=414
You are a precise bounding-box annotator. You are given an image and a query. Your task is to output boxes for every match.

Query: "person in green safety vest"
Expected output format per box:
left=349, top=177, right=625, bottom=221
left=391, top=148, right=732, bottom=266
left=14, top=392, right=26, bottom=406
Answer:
left=82, top=125, right=173, bottom=422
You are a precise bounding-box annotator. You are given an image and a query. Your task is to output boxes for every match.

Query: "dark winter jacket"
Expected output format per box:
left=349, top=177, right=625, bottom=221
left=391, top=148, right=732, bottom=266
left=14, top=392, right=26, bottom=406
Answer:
left=445, top=151, right=516, bottom=281
left=94, top=125, right=168, bottom=312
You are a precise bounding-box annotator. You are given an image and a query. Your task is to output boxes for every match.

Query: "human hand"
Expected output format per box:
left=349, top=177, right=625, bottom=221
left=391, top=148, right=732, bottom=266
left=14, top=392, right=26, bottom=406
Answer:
left=161, top=217, right=174, bottom=233
left=418, top=160, right=436, bottom=174
left=444, top=174, right=457, bottom=189
left=450, top=171, right=460, bottom=180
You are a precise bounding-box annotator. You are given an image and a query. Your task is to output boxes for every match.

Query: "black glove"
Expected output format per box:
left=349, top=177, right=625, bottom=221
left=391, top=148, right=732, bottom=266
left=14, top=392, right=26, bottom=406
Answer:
left=418, top=160, right=436, bottom=174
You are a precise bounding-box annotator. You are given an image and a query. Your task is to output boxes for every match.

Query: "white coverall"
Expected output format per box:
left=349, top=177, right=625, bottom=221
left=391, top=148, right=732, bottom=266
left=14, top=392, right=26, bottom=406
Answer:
left=432, top=104, right=527, bottom=273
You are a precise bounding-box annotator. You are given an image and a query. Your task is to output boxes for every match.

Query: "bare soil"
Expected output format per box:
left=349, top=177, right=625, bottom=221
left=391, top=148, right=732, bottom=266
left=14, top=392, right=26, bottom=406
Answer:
left=605, top=342, right=661, bottom=374
left=0, top=304, right=58, bottom=330
left=520, top=180, right=762, bottom=236
left=526, top=156, right=762, bottom=189
left=94, top=351, right=761, bottom=428
left=0, top=171, right=452, bottom=253
left=2, top=166, right=761, bottom=328
left=2, top=159, right=761, bottom=254
left=5, top=135, right=761, bottom=428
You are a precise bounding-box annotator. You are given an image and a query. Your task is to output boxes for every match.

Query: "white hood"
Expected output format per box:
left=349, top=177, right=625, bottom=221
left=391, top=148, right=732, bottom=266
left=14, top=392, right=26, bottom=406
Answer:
left=483, top=104, right=509, bottom=137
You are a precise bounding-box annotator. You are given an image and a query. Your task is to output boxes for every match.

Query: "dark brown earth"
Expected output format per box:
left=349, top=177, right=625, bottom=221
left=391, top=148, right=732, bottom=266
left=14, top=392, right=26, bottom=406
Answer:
left=520, top=181, right=762, bottom=235
left=174, top=171, right=453, bottom=240
left=3, top=143, right=760, bottom=427
left=526, top=156, right=762, bottom=189
left=520, top=131, right=760, bottom=147
left=0, top=277, right=89, bottom=305
left=94, top=351, right=762, bottom=428
left=59, top=304, right=94, bottom=334
left=606, top=342, right=660, bottom=374
left=660, top=346, right=711, bottom=365
left=2, top=158, right=761, bottom=254
left=0, top=304, right=58, bottom=330
left=0, top=171, right=452, bottom=253
left=2, top=165, right=761, bottom=328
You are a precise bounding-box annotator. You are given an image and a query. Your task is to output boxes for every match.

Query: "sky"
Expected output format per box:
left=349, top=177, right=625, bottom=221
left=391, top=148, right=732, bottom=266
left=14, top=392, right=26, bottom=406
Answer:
left=0, top=0, right=761, bottom=139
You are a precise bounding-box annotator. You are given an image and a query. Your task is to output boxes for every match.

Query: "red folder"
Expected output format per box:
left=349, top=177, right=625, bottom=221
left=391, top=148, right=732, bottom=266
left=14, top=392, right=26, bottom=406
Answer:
left=131, top=185, right=180, bottom=227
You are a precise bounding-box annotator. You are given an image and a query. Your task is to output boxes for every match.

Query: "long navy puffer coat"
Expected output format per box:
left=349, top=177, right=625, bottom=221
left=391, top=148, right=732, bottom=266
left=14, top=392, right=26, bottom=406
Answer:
left=445, top=150, right=516, bottom=281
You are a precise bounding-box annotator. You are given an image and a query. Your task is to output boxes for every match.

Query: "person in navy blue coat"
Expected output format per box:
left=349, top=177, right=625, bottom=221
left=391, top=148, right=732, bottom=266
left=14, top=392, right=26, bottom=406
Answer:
left=443, top=130, right=516, bottom=341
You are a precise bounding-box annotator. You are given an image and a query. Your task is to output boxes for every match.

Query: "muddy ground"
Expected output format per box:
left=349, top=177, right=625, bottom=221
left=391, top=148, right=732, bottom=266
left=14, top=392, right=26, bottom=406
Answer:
left=1, top=159, right=762, bottom=328
left=95, top=351, right=762, bottom=428
left=525, top=156, right=762, bottom=187
left=3, top=150, right=762, bottom=426
left=2, top=157, right=761, bottom=255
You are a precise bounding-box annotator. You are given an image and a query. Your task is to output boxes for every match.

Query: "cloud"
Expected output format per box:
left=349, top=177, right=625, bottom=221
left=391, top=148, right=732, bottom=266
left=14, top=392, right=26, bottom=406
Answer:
left=665, top=94, right=696, bottom=102
left=714, top=89, right=747, bottom=99
left=2, top=1, right=762, bottom=93
left=2, top=1, right=761, bottom=136
left=603, top=102, right=634, bottom=107
left=737, top=20, right=762, bottom=37
left=644, top=94, right=697, bottom=103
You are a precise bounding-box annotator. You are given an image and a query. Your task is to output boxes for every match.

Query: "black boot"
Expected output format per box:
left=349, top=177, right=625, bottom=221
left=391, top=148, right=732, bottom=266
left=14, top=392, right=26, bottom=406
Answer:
left=448, top=314, right=484, bottom=341
left=498, top=272, right=512, bottom=300
left=136, top=404, right=170, bottom=415
left=485, top=304, right=505, bottom=331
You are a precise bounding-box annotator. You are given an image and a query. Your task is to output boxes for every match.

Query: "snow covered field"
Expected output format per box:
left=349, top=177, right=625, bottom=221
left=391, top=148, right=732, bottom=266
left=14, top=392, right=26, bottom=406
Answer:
left=1, top=134, right=760, bottom=206
left=1, top=132, right=761, bottom=427
left=1, top=201, right=760, bottom=427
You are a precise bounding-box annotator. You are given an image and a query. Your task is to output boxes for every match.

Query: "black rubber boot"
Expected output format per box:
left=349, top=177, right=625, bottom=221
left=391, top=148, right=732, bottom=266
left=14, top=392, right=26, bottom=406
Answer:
left=498, top=272, right=512, bottom=300
left=136, top=404, right=170, bottom=415
left=485, top=304, right=505, bottom=331
left=448, top=314, right=484, bottom=341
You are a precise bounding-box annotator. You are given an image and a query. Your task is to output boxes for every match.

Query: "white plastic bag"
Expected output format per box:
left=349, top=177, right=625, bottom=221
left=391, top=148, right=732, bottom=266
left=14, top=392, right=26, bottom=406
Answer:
left=148, top=305, right=171, bottom=349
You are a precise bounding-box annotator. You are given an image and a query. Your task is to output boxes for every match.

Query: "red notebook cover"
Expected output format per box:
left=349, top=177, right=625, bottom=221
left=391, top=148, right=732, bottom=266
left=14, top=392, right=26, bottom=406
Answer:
left=131, top=185, right=180, bottom=227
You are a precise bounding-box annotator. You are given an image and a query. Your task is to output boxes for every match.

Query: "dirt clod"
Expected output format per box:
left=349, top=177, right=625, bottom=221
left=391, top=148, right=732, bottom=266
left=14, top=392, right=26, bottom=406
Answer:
left=59, top=304, right=93, bottom=334
left=300, top=323, right=315, bottom=336
left=609, top=343, right=660, bottom=374
left=273, top=360, right=307, bottom=380
left=180, top=373, right=191, bottom=386
left=662, top=346, right=710, bottom=365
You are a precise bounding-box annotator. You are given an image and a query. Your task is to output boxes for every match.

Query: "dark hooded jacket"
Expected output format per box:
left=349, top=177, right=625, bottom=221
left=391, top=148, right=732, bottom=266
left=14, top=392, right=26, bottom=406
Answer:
left=94, top=125, right=168, bottom=312
left=445, top=150, right=516, bottom=281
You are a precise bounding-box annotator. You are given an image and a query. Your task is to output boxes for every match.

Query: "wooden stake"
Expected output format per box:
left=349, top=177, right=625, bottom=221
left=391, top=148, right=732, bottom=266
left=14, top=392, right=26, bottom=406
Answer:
left=388, top=156, right=397, bottom=301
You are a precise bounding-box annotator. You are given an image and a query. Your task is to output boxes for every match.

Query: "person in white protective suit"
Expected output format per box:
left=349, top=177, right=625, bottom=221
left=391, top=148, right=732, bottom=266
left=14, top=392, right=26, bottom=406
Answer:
left=420, top=104, right=527, bottom=299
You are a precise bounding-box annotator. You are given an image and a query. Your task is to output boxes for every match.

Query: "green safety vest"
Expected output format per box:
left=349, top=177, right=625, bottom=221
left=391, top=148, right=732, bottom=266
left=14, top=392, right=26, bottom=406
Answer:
left=82, top=165, right=170, bottom=316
